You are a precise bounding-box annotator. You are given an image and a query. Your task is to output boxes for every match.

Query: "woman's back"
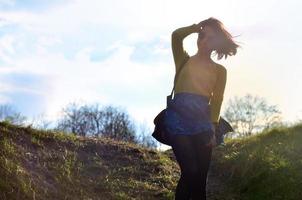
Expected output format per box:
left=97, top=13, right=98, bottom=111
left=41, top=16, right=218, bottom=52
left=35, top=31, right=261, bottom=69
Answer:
left=174, top=55, right=219, bottom=98
left=168, top=19, right=239, bottom=200
left=171, top=23, right=227, bottom=123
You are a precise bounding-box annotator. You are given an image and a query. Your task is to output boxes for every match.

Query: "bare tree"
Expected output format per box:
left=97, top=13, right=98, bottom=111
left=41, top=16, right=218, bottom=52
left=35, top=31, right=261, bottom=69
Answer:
left=0, top=104, right=27, bottom=126
left=82, top=103, right=104, bottom=136
left=101, top=105, right=136, bottom=142
left=224, top=93, right=282, bottom=137
left=30, top=113, right=53, bottom=130
left=56, top=102, right=89, bottom=136
left=55, top=102, right=137, bottom=142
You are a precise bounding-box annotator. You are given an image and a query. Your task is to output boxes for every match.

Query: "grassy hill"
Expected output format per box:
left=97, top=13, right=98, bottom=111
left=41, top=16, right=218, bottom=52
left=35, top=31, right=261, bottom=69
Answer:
left=1, top=120, right=302, bottom=200
left=213, top=122, right=302, bottom=200
left=0, top=121, right=179, bottom=200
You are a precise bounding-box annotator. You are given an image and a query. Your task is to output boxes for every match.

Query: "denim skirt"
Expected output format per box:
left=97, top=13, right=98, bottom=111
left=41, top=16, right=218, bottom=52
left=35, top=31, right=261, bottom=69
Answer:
left=163, top=92, right=215, bottom=140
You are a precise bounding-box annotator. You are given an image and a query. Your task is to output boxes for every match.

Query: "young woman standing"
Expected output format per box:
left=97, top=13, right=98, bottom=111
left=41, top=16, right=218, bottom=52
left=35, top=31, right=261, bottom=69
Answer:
left=164, top=17, right=240, bottom=200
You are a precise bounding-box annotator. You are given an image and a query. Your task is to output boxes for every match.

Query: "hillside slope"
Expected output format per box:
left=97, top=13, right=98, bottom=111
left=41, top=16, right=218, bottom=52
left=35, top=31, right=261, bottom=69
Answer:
left=212, top=123, right=302, bottom=200
left=1, top=121, right=301, bottom=200
left=0, top=121, right=181, bottom=200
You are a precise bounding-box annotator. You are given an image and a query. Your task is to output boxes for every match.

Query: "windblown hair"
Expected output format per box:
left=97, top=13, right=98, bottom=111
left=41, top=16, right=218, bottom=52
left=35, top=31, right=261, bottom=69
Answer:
left=200, top=17, right=241, bottom=60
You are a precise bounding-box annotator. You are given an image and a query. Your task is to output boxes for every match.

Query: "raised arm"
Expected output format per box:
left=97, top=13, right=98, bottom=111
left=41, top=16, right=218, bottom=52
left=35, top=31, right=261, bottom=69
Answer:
left=210, top=65, right=227, bottom=123
left=171, top=23, right=200, bottom=72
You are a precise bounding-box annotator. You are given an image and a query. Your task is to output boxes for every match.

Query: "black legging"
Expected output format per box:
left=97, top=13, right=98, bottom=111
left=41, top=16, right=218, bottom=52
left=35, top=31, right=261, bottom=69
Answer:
left=170, top=132, right=213, bottom=200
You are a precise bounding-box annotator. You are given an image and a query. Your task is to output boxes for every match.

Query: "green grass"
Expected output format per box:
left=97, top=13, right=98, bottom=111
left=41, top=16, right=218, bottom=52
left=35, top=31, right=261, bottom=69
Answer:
left=213, top=123, right=302, bottom=200
left=0, top=136, right=35, bottom=199
left=0, top=121, right=179, bottom=200
left=1, top=120, right=302, bottom=199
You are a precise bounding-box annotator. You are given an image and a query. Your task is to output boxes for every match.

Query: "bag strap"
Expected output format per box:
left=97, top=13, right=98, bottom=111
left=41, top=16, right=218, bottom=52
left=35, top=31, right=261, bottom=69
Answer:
left=169, top=56, right=190, bottom=97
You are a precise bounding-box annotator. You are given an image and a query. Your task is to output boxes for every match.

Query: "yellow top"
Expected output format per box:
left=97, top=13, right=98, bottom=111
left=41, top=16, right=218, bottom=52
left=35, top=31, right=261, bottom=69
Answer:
left=171, top=23, right=227, bottom=123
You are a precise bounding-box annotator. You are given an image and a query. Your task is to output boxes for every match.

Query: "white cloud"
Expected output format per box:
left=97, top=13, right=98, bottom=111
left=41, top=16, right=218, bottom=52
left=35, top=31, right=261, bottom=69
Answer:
left=0, top=34, right=173, bottom=129
left=0, top=34, right=16, bottom=63
left=1, top=0, right=302, bottom=129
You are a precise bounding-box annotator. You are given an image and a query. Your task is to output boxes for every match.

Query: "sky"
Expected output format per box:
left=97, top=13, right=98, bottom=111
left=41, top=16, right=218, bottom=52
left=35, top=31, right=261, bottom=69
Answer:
left=0, top=0, right=302, bottom=149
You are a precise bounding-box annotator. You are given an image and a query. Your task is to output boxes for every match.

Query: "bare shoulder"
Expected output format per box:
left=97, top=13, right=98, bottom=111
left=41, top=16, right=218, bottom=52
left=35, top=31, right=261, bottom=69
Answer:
left=215, top=63, right=226, bottom=71
left=214, top=63, right=227, bottom=75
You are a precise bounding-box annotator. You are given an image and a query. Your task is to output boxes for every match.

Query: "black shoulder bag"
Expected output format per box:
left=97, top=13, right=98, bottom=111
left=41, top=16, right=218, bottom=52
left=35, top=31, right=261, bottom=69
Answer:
left=151, top=57, right=189, bottom=146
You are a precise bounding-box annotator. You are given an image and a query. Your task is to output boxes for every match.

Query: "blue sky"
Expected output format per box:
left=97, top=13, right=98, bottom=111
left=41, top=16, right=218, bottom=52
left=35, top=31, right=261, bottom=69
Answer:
left=1, top=0, right=302, bottom=148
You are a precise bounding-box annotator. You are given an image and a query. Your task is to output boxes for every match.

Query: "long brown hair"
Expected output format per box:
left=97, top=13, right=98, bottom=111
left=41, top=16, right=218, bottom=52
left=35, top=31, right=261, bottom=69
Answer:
left=200, top=17, right=242, bottom=60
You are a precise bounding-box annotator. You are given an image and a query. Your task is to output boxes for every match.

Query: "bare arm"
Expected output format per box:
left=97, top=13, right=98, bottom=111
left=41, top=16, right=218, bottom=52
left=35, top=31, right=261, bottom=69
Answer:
left=171, top=23, right=200, bottom=72
left=210, top=66, right=227, bottom=123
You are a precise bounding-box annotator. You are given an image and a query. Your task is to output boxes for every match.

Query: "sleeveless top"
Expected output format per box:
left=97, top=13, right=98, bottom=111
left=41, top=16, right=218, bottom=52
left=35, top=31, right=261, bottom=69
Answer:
left=171, top=23, right=227, bottom=124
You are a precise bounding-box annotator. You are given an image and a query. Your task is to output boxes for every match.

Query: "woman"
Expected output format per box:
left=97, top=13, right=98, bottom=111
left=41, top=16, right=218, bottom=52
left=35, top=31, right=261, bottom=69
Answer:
left=164, top=17, right=240, bottom=200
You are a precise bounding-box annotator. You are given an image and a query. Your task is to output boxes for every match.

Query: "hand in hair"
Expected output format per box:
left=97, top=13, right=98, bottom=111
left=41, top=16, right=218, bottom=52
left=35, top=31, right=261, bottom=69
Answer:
left=196, top=20, right=207, bottom=31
